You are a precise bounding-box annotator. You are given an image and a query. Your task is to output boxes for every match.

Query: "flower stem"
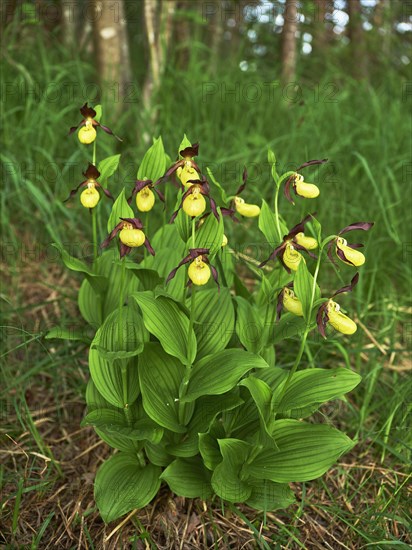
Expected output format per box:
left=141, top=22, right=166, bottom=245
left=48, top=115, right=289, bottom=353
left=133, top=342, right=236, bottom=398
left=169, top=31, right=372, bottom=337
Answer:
left=273, top=185, right=282, bottom=242
left=92, top=207, right=98, bottom=263
left=178, top=286, right=196, bottom=424
left=191, top=216, right=196, bottom=247
left=92, top=140, right=97, bottom=166
left=117, top=257, right=132, bottom=423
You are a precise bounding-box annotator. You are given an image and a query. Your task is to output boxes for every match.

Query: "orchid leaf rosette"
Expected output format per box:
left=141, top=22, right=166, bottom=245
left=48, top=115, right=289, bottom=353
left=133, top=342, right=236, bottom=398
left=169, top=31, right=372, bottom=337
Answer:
left=48, top=122, right=373, bottom=524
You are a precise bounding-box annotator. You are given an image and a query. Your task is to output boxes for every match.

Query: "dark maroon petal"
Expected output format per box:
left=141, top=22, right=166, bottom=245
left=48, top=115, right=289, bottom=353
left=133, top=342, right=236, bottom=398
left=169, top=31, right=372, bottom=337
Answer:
left=332, top=272, right=359, bottom=298
left=284, top=175, right=295, bottom=204
left=221, top=207, right=239, bottom=223
left=258, top=243, right=286, bottom=269
left=209, top=197, right=220, bottom=220
left=288, top=213, right=315, bottom=238
left=98, top=123, right=123, bottom=142
left=120, top=243, right=131, bottom=258
left=169, top=209, right=180, bottom=223
left=179, top=143, right=199, bottom=158
left=316, top=303, right=328, bottom=338
left=80, top=103, right=96, bottom=118
left=144, top=237, right=155, bottom=256
left=166, top=267, right=179, bottom=283
left=327, top=240, right=337, bottom=266
left=296, top=158, right=328, bottom=172
left=101, top=222, right=124, bottom=248
left=153, top=187, right=165, bottom=202
left=190, top=248, right=209, bottom=258
left=68, top=120, right=85, bottom=135
left=235, top=167, right=248, bottom=196
left=339, top=222, right=374, bottom=235
left=293, top=242, right=317, bottom=259
left=210, top=264, right=220, bottom=291
left=347, top=243, right=364, bottom=249
left=63, top=180, right=88, bottom=202
left=120, top=217, right=143, bottom=230
left=84, top=163, right=100, bottom=180
left=336, top=245, right=355, bottom=266
left=163, top=160, right=184, bottom=179
left=276, top=289, right=285, bottom=321
left=101, top=186, right=114, bottom=201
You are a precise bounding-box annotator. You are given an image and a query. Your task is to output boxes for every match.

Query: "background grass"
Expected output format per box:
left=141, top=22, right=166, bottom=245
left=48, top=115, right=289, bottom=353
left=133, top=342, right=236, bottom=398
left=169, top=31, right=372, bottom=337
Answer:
left=1, top=14, right=411, bottom=550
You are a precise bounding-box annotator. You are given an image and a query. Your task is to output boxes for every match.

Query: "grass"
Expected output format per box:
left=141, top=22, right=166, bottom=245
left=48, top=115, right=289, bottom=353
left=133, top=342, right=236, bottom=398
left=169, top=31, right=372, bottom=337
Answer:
left=1, top=20, right=411, bottom=549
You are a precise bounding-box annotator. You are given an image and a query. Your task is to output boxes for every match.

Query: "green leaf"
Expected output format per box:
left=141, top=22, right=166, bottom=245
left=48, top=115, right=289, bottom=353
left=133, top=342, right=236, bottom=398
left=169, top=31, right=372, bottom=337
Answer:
left=191, top=288, right=235, bottom=359
left=82, top=409, right=163, bottom=443
left=132, top=291, right=196, bottom=365
left=246, top=479, right=295, bottom=511
left=91, top=302, right=149, bottom=362
left=195, top=208, right=224, bottom=258
left=107, top=188, right=134, bottom=233
left=258, top=199, right=279, bottom=246
left=45, top=326, right=91, bottom=344
left=211, top=439, right=253, bottom=502
left=145, top=441, right=174, bottom=467
left=178, top=134, right=192, bottom=155
left=182, top=349, right=269, bottom=403
left=206, top=167, right=229, bottom=205
left=125, top=264, right=164, bottom=291
left=174, top=203, right=191, bottom=243
left=140, top=245, right=187, bottom=302
left=95, top=454, right=161, bottom=523
left=94, top=104, right=102, bottom=122
left=234, top=296, right=264, bottom=354
left=268, top=149, right=279, bottom=186
left=274, top=368, right=362, bottom=416
left=137, top=136, right=167, bottom=182
left=271, top=313, right=307, bottom=344
left=52, top=242, right=107, bottom=293
left=244, top=420, right=354, bottom=482
left=199, top=432, right=222, bottom=470
left=98, top=154, right=121, bottom=185
left=239, top=377, right=272, bottom=434
left=160, top=457, right=213, bottom=499
left=138, top=343, right=188, bottom=433
left=294, top=261, right=320, bottom=321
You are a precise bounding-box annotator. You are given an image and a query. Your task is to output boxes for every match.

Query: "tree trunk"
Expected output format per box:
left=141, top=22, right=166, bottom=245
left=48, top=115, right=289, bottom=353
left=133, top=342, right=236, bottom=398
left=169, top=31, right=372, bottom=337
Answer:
left=92, top=0, right=131, bottom=105
left=347, top=0, right=368, bottom=79
left=281, top=0, right=298, bottom=84
left=312, top=0, right=328, bottom=54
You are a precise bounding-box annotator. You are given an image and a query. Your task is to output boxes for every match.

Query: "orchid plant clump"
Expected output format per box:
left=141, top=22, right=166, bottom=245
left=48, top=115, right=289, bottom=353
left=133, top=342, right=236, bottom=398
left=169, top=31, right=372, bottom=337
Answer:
left=47, top=104, right=374, bottom=523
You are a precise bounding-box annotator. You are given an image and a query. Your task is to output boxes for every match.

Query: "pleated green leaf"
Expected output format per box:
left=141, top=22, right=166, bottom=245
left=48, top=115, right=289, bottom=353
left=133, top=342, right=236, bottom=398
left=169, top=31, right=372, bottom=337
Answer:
left=140, top=245, right=186, bottom=302
left=294, top=261, right=320, bottom=321
left=239, top=377, right=272, bottom=433
left=160, top=457, right=213, bottom=499
left=95, top=454, right=161, bottom=523
left=52, top=242, right=107, bottom=293
left=190, top=288, right=235, bottom=359
left=274, top=368, right=362, bottom=415
left=107, top=188, right=134, bottom=233
left=234, top=296, right=264, bottom=353
left=138, top=342, right=187, bottom=433
left=45, top=326, right=91, bottom=343
left=195, top=208, right=224, bottom=258
left=258, top=199, right=280, bottom=245
left=137, top=136, right=166, bottom=182
left=182, top=349, right=269, bottom=403
left=98, top=154, right=121, bottom=185
left=133, top=291, right=196, bottom=365
left=211, top=439, right=253, bottom=502
left=244, top=420, right=354, bottom=482
left=246, top=479, right=295, bottom=511
left=82, top=409, right=163, bottom=443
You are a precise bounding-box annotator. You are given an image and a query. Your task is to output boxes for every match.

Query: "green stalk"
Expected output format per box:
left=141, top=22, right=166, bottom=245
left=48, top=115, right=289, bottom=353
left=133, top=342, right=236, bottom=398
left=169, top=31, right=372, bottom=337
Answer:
left=273, top=185, right=282, bottom=242
left=92, top=207, right=98, bottom=263
left=92, top=139, right=97, bottom=166
left=118, top=258, right=132, bottom=424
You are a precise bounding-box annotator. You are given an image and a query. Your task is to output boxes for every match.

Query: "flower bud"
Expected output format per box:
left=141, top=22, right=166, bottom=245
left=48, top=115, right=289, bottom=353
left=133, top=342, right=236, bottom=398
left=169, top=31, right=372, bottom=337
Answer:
left=188, top=257, right=211, bottom=286
left=78, top=120, right=96, bottom=144
left=119, top=227, right=146, bottom=248
left=177, top=163, right=200, bottom=187
left=80, top=184, right=100, bottom=208
left=283, top=288, right=303, bottom=316
left=183, top=187, right=206, bottom=217
left=294, top=232, right=318, bottom=250
left=283, top=242, right=303, bottom=272
left=294, top=174, right=320, bottom=199
left=327, top=301, right=357, bottom=335
left=336, top=237, right=365, bottom=267
left=222, top=234, right=228, bottom=247
left=234, top=197, right=260, bottom=217
left=136, top=187, right=155, bottom=212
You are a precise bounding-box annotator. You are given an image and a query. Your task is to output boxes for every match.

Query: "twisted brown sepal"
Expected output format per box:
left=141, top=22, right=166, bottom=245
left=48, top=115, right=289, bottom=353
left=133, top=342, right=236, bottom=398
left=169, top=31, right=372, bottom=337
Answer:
left=331, top=272, right=359, bottom=298
left=339, top=222, right=374, bottom=235
left=180, top=143, right=199, bottom=158
left=63, top=163, right=113, bottom=202
left=68, top=102, right=122, bottom=141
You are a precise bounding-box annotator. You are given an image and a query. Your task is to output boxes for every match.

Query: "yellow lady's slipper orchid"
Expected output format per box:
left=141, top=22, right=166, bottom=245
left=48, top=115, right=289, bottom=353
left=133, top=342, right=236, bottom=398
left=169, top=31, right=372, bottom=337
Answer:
left=335, top=237, right=365, bottom=267
left=177, top=164, right=201, bottom=188
left=282, top=288, right=303, bottom=316
left=294, top=232, right=318, bottom=250
left=183, top=186, right=207, bottom=217
left=188, top=256, right=211, bottom=286
left=136, top=187, right=155, bottom=212
left=234, top=196, right=260, bottom=218
left=294, top=174, right=320, bottom=199
left=283, top=242, right=304, bottom=272
left=119, top=225, right=146, bottom=248
left=222, top=234, right=228, bottom=247
left=326, top=301, right=357, bottom=335
left=80, top=182, right=100, bottom=208
left=78, top=120, right=97, bottom=144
